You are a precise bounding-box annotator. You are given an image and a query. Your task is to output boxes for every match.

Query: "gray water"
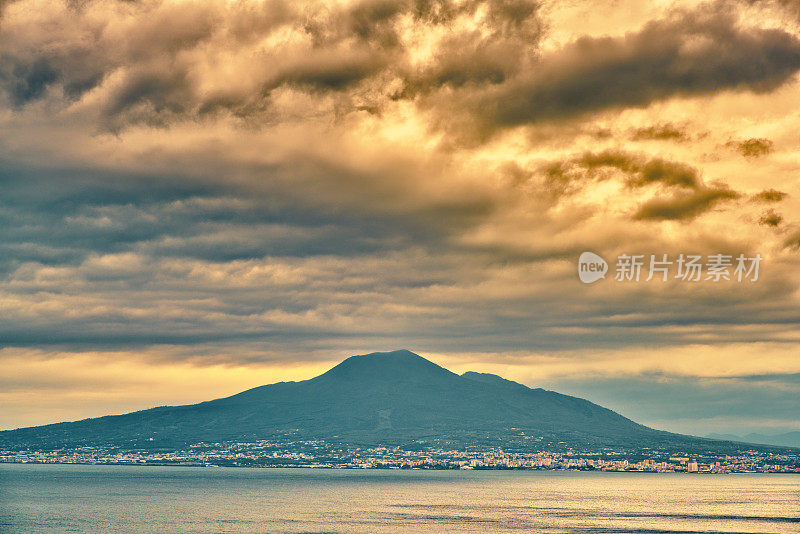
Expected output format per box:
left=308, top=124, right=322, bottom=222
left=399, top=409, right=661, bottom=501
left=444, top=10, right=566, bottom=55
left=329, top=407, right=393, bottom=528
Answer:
left=0, top=464, right=798, bottom=533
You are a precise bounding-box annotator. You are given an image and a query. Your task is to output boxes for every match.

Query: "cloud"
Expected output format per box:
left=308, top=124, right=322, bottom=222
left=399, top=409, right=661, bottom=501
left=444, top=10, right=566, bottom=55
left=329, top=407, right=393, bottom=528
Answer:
left=7, top=0, right=800, bottom=141
left=433, top=3, right=800, bottom=140
left=0, top=0, right=386, bottom=127
left=0, top=0, right=547, bottom=131
left=752, top=188, right=788, bottom=202
left=726, top=137, right=775, bottom=157
left=758, top=209, right=783, bottom=226
left=626, top=159, right=701, bottom=189
left=1, top=0, right=800, bottom=431
left=630, top=123, right=692, bottom=142
left=633, top=185, right=740, bottom=221
left=541, top=150, right=742, bottom=220
left=745, top=0, right=800, bottom=21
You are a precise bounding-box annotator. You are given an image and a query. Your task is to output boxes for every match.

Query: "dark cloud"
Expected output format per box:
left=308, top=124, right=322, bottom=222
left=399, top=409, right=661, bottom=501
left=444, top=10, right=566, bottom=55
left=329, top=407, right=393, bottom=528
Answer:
left=727, top=137, right=775, bottom=157
left=305, top=0, right=408, bottom=48
left=591, top=128, right=613, bottom=139
left=633, top=185, right=740, bottom=221
left=0, top=152, right=794, bottom=361
left=0, top=164, right=423, bottom=272
left=631, top=123, right=691, bottom=142
left=0, top=0, right=546, bottom=130
left=4, top=57, right=59, bottom=105
left=101, top=67, right=195, bottom=130
left=401, top=0, right=543, bottom=94
left=576, top=150, right=642, bottom=175
left=752, top=188, right=788, bottom=202
left=432, top=4, right=800, bottom=140
left=543, top=149, right=639, bottom=196
left=542, top=150, right=741, bottom=220
left=758, top=209, right=783, bottom=226
left=4, top=0, right=799, bottom=141
left=571, top=150, right=708, bottom=192
left=0, top=0, right=230, bottom=115
left=628, top=159, right=701, bottom=189
left=404, top=34, right=525, bottom=91
left=271, top=50, right=390, bottom=91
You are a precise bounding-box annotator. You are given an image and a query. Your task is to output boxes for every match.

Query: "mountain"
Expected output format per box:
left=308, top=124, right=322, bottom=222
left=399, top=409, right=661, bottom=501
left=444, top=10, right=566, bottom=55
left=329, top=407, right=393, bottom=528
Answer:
left=706, top=431, right=800, bottom=448
left=0, top=350, right=767, bottom=452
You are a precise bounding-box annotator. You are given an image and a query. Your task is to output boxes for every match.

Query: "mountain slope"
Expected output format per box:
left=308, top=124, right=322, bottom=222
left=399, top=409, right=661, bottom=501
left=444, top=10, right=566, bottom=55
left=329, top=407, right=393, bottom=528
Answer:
left=0, top=350, right=746, bottom=451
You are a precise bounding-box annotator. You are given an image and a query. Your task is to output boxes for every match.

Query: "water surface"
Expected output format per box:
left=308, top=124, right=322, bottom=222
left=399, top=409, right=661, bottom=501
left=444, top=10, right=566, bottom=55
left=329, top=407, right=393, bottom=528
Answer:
left=1, top=464, right=798, bottom=533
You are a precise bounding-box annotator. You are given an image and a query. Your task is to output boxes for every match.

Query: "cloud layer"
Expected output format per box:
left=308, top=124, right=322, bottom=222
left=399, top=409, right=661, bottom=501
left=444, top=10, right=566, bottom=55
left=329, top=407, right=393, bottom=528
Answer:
left=1, top=0, right=799, bottom=434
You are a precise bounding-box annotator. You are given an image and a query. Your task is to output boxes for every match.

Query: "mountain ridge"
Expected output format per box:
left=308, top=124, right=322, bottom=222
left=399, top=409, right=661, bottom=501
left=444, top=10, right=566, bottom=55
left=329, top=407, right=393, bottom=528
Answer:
left=0, top=350, right=787, bottom=453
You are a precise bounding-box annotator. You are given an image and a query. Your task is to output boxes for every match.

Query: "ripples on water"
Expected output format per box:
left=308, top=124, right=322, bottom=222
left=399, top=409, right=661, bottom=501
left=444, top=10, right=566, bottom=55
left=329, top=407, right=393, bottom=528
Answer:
left=0, top=464, right=798, bottom=533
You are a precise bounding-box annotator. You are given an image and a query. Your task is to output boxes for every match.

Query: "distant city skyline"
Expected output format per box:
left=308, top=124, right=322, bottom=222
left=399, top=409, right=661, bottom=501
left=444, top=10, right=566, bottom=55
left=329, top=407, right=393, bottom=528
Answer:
left=1, top=0, right=800, bottom=437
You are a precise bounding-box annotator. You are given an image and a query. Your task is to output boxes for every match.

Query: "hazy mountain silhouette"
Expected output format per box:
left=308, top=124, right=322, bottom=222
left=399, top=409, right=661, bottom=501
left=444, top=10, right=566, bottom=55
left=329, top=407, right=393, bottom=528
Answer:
left=0, top=350, right=772, bottom=452
left=706, top=431, right=800, bottom=448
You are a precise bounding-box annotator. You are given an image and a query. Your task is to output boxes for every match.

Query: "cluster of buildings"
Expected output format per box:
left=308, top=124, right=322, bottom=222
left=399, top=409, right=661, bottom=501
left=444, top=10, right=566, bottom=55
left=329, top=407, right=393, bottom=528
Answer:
left=2, top=441, right=799, bottom=473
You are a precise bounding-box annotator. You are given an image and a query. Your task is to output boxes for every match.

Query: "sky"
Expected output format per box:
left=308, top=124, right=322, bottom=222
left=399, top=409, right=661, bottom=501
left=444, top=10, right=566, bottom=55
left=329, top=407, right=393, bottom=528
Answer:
left=1, top=0, right=799, bottom=437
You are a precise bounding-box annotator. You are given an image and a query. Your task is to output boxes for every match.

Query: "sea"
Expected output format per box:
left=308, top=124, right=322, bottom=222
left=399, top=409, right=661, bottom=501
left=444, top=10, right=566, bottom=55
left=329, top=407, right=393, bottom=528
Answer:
left=0, top=464, right=798, bottom=533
